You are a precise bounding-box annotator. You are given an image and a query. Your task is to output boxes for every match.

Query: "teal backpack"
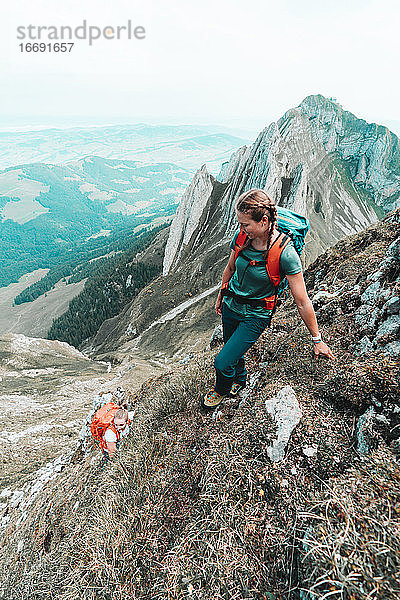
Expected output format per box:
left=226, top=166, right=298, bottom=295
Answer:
left=276, top=206, right=310, bottom=256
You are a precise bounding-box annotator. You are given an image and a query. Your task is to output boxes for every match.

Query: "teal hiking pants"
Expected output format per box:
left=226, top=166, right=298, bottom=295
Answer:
left=214, top=302, right=270, bottom=395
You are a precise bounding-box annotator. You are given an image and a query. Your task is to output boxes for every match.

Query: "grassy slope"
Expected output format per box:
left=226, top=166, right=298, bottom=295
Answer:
left=0, top=216, right=399, bottom=600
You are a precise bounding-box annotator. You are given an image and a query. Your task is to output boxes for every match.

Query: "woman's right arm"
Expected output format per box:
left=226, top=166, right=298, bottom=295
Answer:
left=215, top=250, right=236, bottom=315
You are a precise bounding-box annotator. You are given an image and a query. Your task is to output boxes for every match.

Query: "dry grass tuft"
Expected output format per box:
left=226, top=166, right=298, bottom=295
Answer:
left=298, top=447, right=400, bottom=600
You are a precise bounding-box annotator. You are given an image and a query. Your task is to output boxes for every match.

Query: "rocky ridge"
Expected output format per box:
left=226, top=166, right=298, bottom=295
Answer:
left=164, top=94, right=400, bottom=277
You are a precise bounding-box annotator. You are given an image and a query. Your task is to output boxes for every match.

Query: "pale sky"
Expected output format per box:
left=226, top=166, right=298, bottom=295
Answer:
left=1, top=0, right=399, bottom=136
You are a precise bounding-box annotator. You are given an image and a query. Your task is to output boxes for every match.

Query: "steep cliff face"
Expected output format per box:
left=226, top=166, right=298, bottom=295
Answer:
left=163, top=165, right=215, bottom=276
left=90, top=95, right=400, bottom=359
left=164, top=95, right=399, bottom=276
left=297, top=95, right=400, bottom=213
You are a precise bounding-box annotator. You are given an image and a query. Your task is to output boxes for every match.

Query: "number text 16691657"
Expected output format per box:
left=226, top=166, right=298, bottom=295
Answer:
left=19, top=43, right=74, bottom=52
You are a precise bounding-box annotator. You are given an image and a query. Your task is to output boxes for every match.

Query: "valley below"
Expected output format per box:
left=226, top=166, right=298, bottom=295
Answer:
left=0, top=269, right=86, bottom=338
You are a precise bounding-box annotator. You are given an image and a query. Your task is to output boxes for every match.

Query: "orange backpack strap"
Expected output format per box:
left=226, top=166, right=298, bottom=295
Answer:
left=260, top=232, right=291, bottom=312
left=223, top=230, right=291, bottom=314
left=224, top=231, right=291, bottom=312
left=265, top=232, right=291, bottom=287
left=234, top=230, right=248, bottom=262
left=234, top=230, right=290, bottom=287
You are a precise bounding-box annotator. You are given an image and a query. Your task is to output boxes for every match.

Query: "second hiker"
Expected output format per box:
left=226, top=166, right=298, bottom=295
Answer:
left=102, top=408, right=130, bottom=459
left=91, top=402, right=130, bottom=465
left=202, top=188, right=335, bottom=410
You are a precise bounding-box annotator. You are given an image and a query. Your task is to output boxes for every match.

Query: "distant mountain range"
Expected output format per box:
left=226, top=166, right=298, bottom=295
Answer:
left=0, top=124, right=250, bottom=173
left=0, top=156, right=191, bottom=224
left=0, top=126, right=249, bottom=287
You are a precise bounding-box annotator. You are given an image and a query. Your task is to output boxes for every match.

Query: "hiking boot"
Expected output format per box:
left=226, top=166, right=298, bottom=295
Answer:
left=202, top=389, right=225, bottom=410
left=230, top=382, right=246, bottom=397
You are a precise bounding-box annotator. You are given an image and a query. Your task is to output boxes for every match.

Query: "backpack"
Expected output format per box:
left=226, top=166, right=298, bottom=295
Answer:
left=90, top=402, right=121, bottom=451
left=222, top=207, right=309, bottom=319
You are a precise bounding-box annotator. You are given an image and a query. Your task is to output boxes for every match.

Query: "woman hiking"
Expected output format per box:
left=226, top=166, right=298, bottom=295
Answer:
left=202, top=188, right=335, bottom=410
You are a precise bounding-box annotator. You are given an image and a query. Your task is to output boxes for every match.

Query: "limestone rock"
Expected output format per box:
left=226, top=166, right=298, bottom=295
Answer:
left=383, top=296, right=400, bottom=315
left=302, top=445, right=318, bottom=457
left=356, top=406, right=376, bottom=454
left=350, top=223, right=400, bottom=351
left=264, top=385, right=302, bottom=462
left=376, top=315, right=400, bottom=340
left=387, top=237, right=400, bottom=259
left=354, top=305, right=381, bottom=334
left=163, top=165, right=214, bottom=276
left=298, top=95, right=400, bottom=213
left=357, top=336, right=374, bottom=355
left=383, top=340, right=400, bottom=358
left=366, top=269, right=383, bottom=282
left=360, top=281, right=381, bottom=304
left=379, top=287, right=393, bottom=302
left=240, top=372, right=262, bottom=402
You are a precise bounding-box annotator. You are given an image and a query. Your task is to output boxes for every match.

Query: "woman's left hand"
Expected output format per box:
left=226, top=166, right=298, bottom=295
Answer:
left=313, top=341, right=335, bottom=360
left=286, top=273, right=335, bottom=361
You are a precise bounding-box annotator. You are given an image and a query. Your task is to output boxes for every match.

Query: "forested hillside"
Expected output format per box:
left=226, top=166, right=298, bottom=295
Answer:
left=47, top=226, right=166, bottom=348
left=14, top=222, right=167, bottom=304
left=0, top=157, right=185, bottom=287
left=1, top=205, right=168, bottom=288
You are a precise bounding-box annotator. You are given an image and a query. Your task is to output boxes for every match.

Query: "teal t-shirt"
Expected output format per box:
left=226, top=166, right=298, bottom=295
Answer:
left=224, top=231, right=302, bottom=318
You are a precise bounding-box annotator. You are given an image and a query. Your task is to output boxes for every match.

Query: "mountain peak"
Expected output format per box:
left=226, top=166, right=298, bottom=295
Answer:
left=299, top=93, right=341, bottom=107
left=296, top=94, right=398, bottom=140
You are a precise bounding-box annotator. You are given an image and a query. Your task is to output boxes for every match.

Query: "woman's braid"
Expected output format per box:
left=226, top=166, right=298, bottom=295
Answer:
left=264, top=204, right=277, bottom=259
